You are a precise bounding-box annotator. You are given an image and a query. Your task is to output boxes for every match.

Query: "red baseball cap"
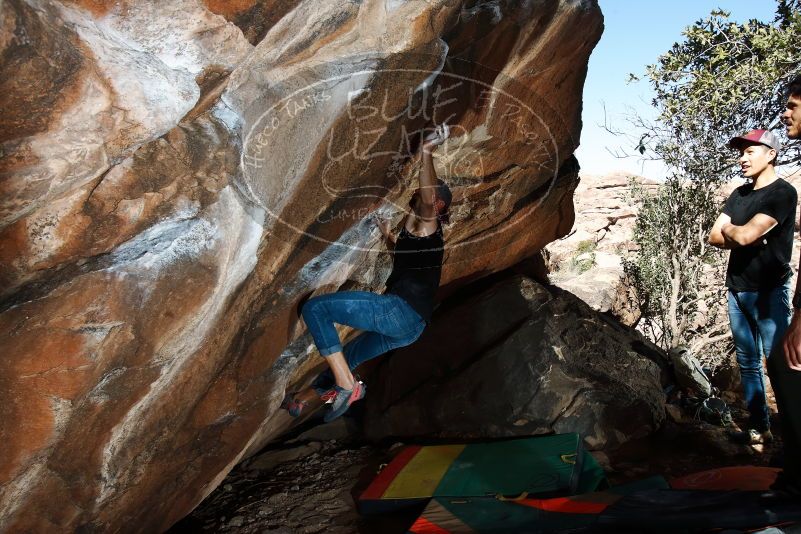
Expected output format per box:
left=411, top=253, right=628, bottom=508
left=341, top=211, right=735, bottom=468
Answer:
left=728, top=129, right=781, bottom=152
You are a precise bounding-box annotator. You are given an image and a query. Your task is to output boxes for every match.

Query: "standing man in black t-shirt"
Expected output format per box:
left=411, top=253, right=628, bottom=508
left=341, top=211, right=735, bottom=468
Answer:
left=281, top=125, right=452, bottom=422
left=708, top=128, right=797, bottom=445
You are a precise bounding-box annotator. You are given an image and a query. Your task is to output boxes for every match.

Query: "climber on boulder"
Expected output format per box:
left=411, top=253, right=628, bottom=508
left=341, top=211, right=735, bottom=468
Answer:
left=282, top=124, right=453, bottom=422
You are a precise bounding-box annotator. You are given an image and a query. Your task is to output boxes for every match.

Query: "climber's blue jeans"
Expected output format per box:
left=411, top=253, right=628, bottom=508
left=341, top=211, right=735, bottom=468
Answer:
left=727, top=281, right=792, bottom=432
left=301, top=291, right=426, bottom=392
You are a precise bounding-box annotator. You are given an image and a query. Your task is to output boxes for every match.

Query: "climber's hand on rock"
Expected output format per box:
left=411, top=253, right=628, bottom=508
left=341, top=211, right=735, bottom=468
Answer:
left=422, top=124, right=449, bottom=153
left=375, top=217, right=391, bottom=236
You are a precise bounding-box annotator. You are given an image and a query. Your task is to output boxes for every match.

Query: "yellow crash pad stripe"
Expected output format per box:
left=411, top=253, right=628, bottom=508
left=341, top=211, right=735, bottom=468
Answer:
left=383, top=444, right=466, bottom=498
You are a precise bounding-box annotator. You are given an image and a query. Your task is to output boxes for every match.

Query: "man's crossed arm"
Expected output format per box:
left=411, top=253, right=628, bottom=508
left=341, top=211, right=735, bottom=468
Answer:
left=708, top=212, right=778, bottom=249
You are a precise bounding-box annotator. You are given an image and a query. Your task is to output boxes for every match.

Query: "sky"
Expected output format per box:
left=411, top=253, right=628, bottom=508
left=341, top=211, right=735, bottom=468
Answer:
left=575, top=0, right=778, bottom=178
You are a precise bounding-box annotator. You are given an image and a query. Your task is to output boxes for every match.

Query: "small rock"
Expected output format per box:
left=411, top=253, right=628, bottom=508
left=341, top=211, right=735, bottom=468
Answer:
left=665, top=403, right=684, bottom=423
left=249, top=443, right=323, bottom=472
left=291, top=418, right=358, bottom=443
left=290, top=485, right=300, bottom=491
left=223, top=484, right=232, bottom=492
left=267, top=493, right=286, bottom=505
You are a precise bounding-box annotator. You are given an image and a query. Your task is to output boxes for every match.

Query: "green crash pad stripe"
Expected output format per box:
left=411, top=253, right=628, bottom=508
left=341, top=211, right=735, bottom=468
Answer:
left=432, top=434, right=602, bottom=498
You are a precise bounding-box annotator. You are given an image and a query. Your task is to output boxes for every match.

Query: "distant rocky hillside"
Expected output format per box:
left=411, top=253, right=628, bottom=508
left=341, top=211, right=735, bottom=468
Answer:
left=544, top=171, right=657, bottom=325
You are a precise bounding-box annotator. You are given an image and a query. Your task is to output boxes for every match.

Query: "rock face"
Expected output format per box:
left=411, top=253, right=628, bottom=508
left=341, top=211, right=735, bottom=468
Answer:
left=0, top=1, right=603, bottom=531
left=364, top=273, right=668, bottom=450
left=545, top=172, right=658, bottom=325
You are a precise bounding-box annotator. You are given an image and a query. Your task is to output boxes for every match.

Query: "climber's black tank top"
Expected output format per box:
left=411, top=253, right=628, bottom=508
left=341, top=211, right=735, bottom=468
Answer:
left=385, top=221, right=444, bottom=324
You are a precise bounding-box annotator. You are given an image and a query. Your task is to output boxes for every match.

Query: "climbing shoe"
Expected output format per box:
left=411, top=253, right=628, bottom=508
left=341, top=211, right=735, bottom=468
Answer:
left=728, top=427, right=773, bottom=445
left=314, top=373, right=363, bottom=402
left=323, top=381, right=366, bottom=423
left=319, top=388, right=337, bottom=404
left=280, top=393, right=309, bottom=418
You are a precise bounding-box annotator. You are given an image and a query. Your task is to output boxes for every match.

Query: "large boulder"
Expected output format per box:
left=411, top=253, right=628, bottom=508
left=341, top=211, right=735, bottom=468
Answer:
left=0, top=0, right=603, bottom=531
left=364, top=273, right=669, bottom=450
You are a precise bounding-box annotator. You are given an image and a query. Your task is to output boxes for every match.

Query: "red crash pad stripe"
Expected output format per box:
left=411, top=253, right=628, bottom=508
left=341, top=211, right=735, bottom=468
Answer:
left=408, top=516, right=452, bottom=534
left=360, top=445, right=422, bottom=500
left=513, top=496, right=611, bottom=514
left=669, top=466, right=781, bottom=491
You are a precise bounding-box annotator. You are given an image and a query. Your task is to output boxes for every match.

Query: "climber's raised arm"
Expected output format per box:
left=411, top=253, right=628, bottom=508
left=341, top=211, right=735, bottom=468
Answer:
left=419, top=125, right=449, bottom=218
left=404, top=125, right=450, bottom=238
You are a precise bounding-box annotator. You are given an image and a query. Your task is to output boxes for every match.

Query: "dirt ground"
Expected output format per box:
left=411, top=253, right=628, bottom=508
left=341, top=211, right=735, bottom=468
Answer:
left=169, top=417, right=422, bottom=534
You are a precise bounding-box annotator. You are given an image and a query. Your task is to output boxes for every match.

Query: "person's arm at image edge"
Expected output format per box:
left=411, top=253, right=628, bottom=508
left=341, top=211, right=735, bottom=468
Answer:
left=784, top=210, right=801, bottom=371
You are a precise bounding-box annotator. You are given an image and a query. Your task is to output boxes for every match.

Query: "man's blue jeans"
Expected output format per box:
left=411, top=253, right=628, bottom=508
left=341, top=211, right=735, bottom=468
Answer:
left=301, top=291, right=426, bottom=392
left=727, top=281, right=792, bottom=432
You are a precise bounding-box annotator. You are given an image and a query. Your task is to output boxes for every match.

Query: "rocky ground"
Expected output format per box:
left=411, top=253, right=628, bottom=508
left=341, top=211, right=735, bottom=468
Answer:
left=169, top=416, right=423, bottom=534
left=170, top=394, right=783, bottom=534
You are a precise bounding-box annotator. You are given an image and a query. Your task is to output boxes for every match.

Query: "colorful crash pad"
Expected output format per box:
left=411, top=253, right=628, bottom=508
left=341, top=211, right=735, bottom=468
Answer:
left=407, top=476, right=669, bottom=533
left=408, top=497, right=600, bottom=534
left=358, top=434, right=607, bottom=514
left=403, top=465, right=795, bottom=533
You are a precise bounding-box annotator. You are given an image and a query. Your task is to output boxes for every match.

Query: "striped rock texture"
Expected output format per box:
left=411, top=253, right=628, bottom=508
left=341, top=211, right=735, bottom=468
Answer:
left=0, top=0, right=602, bottom=531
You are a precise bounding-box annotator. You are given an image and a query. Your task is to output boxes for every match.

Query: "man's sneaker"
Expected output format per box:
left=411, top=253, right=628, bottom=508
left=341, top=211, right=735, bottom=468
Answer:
left=729, top=427, right=773, bottom=445
left=280, top=393, right=308, bottom=418
left=323, top=381, right=366, bottom=423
